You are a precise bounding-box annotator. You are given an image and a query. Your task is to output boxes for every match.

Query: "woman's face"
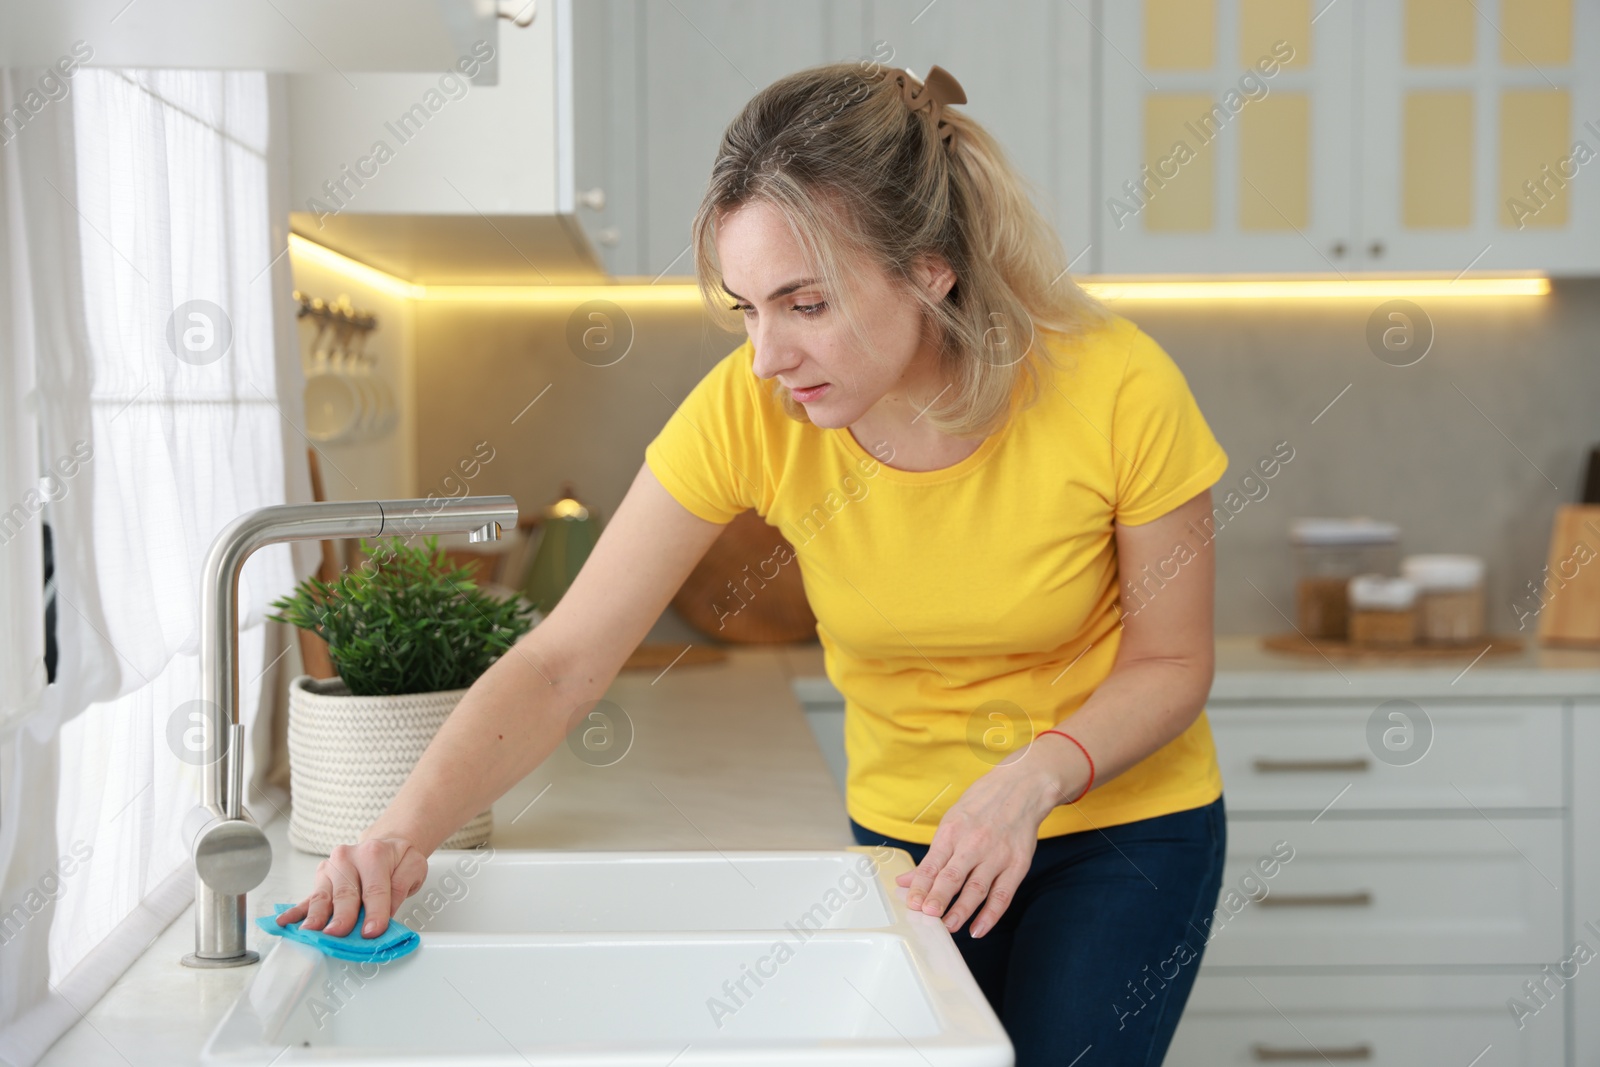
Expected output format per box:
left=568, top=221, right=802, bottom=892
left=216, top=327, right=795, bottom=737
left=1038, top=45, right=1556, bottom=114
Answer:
left=715, top=199, right=953, bottom=430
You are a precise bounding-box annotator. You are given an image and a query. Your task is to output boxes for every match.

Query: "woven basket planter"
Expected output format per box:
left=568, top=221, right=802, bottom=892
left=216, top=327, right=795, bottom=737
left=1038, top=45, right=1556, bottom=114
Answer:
left=286, top=674, right=492, bottom=855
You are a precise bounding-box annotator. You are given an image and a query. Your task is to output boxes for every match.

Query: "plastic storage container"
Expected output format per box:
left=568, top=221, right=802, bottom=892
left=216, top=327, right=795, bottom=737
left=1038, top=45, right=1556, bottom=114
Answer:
left=1401, top=554, right=1486, bottom=644
left=1290, top=519, right=1401, bottom=639
left=1348, top=574, right=1419, bottom=647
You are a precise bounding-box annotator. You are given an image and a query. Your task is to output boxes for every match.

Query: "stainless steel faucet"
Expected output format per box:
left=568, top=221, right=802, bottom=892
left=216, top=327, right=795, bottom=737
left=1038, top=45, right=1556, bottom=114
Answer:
left=180, top=495, right=519, bottom=967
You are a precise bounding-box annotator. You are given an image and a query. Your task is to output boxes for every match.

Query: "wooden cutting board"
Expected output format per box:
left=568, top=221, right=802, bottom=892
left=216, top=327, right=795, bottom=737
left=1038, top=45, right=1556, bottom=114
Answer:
left=669, top=510, right=816, bottom=643
left=1536, top=504, right=1600, bottom=647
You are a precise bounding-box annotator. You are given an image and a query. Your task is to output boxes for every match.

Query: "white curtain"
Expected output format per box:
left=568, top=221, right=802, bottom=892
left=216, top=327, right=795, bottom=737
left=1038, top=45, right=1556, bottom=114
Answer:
left=0, top=68, right=315, bottom=1066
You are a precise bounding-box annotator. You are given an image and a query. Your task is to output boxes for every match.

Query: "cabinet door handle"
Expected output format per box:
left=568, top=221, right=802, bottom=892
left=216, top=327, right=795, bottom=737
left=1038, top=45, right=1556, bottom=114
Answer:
left=1252, top=757, right=1371, bottom=773
left=498, top=0, right=537, bottom=27
left=1259, top=891, right=1373, bottom=908
left=1252, top=1043, right=1372, bottom=1061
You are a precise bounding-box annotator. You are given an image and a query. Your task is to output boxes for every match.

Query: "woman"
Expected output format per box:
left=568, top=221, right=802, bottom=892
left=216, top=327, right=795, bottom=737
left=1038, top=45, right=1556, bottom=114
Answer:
left=281, top=60, right=1229, bottom=1065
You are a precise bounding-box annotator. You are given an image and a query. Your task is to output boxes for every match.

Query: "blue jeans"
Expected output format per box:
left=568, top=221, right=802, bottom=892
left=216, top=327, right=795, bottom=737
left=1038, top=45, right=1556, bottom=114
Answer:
left=850, top=795, right=1227, bottom=1067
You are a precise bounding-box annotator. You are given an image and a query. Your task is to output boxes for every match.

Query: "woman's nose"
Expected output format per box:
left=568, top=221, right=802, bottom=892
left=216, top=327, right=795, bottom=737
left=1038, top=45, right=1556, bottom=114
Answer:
left=748, top=321, right=800, bottom=382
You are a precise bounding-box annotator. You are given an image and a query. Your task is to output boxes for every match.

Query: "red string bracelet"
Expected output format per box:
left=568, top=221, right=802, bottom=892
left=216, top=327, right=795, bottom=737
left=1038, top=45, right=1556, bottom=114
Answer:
left=1037, top=729, right=1094, bottom=804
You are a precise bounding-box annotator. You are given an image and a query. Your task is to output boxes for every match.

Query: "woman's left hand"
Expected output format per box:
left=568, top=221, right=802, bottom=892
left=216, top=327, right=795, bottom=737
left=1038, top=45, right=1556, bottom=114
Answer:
left=895, top=750, right=1070, bottom=938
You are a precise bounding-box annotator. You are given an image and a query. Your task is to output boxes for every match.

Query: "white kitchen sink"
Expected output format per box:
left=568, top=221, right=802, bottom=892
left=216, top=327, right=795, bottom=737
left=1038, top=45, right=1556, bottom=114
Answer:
left=202, top=847, right=1013, bottom=1066
left=396, top=850, right=894, bottom=933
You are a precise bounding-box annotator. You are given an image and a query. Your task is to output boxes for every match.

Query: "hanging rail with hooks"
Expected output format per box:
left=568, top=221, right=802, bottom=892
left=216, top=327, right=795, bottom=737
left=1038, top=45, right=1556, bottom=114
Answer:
left=292, top=290, right=378, bottom=332
left=293, top=289, right=396, bottom=444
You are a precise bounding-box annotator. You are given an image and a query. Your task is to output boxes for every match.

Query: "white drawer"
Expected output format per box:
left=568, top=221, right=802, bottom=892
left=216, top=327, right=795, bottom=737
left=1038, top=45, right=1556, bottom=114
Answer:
left=1200, top=818, right=1565, bottom=967
left=1208, top=701, right=1563, bottom=811
left=1167, top=975, right=1563, bottom=1066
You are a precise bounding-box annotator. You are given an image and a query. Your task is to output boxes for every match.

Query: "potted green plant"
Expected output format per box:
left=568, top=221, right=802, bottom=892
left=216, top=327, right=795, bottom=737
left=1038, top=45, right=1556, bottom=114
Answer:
left=269, top=534, right=537, bottom=855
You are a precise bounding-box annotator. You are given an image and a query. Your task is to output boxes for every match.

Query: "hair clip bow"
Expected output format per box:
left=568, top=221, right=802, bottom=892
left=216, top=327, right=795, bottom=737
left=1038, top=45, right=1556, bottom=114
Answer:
left=897, top=65, right=966, bottom=147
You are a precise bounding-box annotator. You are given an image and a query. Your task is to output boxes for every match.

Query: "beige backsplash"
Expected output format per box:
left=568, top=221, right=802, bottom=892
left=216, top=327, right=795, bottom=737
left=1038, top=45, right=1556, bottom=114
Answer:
left=405, top=280, right=1600, bottom=641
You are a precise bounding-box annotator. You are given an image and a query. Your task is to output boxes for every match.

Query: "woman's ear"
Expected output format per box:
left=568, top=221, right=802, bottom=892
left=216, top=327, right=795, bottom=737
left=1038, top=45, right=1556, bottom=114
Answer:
left=913, top=251, right=958, bottom=304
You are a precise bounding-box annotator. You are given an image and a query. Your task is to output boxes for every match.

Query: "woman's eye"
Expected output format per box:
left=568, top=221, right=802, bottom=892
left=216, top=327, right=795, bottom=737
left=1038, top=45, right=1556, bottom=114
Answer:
left=792, top=301, right=827, bottom=317
left=729, top=302, right=754, bottom=316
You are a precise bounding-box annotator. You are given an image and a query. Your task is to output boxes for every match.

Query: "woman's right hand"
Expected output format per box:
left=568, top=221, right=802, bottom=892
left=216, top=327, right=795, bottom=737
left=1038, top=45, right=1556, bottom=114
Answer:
left=275, top=835, right=430, bottom=939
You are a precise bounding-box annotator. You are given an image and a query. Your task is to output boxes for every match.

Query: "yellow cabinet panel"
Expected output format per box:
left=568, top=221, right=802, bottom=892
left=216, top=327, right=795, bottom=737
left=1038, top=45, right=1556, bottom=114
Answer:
left=1404, top=0, right=1475, bottom=66
left=1403, top=91, right=1474, bottom=228
left=1501, top=0, right=1572, bottom=66
left=1239, top=93, right=1310, bottom=229
left=1499, top=89, right=1572, bottom=228
left=1241, top=0, right=1311, bottom=68
left=1144, top=0, right=1216, bottom=70
left=1143, top=94, right=1217, bottom=232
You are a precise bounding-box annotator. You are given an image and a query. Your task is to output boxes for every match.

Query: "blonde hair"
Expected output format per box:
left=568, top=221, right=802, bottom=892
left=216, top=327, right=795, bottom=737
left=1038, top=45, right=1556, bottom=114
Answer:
left=691, top=57, right=1114, bottom=438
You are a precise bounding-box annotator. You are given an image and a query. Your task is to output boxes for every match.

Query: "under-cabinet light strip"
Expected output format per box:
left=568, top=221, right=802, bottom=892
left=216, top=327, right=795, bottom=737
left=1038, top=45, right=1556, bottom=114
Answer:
left=1081, top=276, right=1551, bottom=300
left=287, top=234, right=703, bottom=303
left=288, top=235, right=1551, bottom=302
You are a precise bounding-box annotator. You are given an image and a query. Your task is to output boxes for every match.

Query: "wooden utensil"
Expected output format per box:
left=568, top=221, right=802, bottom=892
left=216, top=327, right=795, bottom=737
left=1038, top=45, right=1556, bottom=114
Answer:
left=296, top=447, right=339, bottom=679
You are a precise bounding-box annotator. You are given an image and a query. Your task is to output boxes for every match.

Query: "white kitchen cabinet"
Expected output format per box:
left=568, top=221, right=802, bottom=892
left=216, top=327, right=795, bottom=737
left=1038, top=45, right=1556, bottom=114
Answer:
left=285, top=0, right=623, bottom=279
left=1205, top=817, right=1566, bottom=967
left=1207, top=700, right=1564, bottom=810
left=1167, top=975, right=1565, bottom=1066
left=288, top=3, right=558, bottom=218
left=1574, top=702, right=1600, bottom=1067
left=567, top=0, right=631, bottom=275
left=1098, top=0, right=1357, bottom=273
left=281, top=1, right=871, bottom=279
left=629, top=2, right=866, bottom=278
left=865, top=0, right=1095, bottom=273
left=0, top=1, right=499, bottom=78
left=617, top=0, right=1094, bottom=279
left=1359, top=0, right=1600, bottom=274
left=1200, top=644, right=1594, bottom=1066
left=1097, top=0, right=1600, bottom=275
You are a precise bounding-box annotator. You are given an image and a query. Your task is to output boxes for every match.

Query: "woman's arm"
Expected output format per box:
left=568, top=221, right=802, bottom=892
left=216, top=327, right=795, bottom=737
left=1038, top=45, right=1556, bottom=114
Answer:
left=1024, top=485, right=1218, bottom=809
left=282, top=461, right=730, bottom=937
left=899, top=487, right=1218, bottom=936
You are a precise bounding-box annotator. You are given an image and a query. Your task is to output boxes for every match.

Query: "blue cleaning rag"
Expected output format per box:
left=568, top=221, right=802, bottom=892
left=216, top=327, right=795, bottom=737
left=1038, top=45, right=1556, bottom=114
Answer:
left=256, top=904, right=420, bottom=963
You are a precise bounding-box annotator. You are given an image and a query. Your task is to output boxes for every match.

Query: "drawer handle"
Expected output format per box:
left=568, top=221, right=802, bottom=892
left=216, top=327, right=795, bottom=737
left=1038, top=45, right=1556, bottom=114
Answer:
left=1252, top=1042, right=1372, bottom=1061
left=1259, top=891, right=1373, bottom=908
left=1253, top=757, right=1371, bottom=773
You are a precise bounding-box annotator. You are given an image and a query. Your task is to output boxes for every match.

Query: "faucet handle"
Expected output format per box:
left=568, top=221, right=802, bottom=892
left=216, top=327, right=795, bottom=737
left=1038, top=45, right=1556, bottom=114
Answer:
left=193, top=818, right=272, bottom=896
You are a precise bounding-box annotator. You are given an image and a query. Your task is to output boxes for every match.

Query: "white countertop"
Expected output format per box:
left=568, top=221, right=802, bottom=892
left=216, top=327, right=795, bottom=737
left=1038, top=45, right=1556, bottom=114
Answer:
left=34, top=633, right=1600, bottom=1064
left=789, top=635, right=1600, bottom=703
left=1207, top=633, right=1600, bottom=700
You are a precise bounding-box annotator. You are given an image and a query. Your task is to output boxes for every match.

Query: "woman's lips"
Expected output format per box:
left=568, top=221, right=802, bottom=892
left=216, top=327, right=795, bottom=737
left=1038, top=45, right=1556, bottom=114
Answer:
left=791, top=382, right=830, bottom=402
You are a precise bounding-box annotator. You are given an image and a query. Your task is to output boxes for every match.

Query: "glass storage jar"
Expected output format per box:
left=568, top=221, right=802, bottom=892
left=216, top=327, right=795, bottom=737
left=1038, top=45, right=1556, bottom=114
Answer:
left=1348, top=574, right=1419, bottom=647
left=1401, top=554, right=1486, bottom=644
left=1290, top=518, right=1401, bottom=639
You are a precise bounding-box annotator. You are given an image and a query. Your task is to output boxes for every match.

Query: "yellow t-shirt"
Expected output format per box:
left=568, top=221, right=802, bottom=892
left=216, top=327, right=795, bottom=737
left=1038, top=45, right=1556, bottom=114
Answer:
left=644, top=311, right=1229, bottom=843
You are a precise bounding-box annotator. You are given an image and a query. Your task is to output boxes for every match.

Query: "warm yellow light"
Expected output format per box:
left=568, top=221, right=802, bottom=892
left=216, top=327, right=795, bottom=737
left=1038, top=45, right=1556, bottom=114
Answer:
left=1080, top=275, right=1551, bottom=300
left=288, top=234, right=422, bottom=300
left=417, top=285, right=705, bottom=303
left=288, top=235, right=1552, bottom=304
left=287, top=234, right=704, bottom=304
